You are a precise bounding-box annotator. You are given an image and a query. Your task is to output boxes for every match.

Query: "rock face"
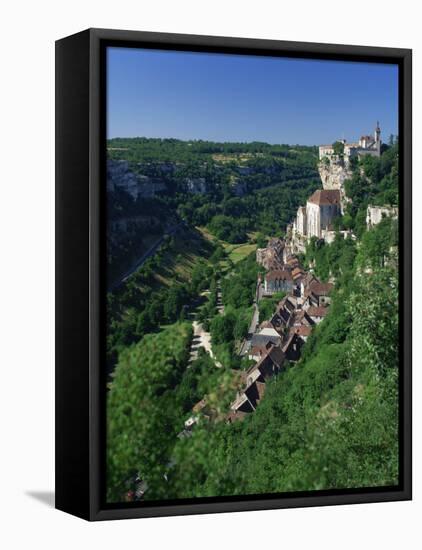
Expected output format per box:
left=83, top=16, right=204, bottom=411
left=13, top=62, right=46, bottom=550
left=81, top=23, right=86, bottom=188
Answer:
left=318, top=159, right=352, bottom=202
left=185, top=177, right=206, bottom=194
left=107, top=160, right=167, bottom=199
left=366, top=205, right=398, bottom=229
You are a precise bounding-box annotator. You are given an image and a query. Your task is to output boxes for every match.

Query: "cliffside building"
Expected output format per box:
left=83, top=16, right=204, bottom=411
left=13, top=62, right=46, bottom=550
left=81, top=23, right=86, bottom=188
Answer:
left=319, top=123, right=382, bottom=163
left=305, top=189, right=342, bottom=239
left=291, top=189, right=342, bottom=251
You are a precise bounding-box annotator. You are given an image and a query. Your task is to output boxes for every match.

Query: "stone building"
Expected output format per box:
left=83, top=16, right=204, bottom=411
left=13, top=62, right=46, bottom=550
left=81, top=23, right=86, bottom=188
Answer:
left=264, top=269, right=294, bottom=294
left=305, top=189, right=342, bottom=239
left=296, top=206, right=307, bottom=235
left=290, top=189, right=341, bottom=251
left=319, top=123, right=382, bottom=163
left=256, top=238, right=284, bottom=270
left=229, top=346, right=285, bottom=417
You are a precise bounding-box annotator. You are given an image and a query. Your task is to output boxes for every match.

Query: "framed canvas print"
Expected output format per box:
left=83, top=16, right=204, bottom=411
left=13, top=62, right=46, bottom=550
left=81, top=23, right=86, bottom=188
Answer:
left=55, top=28, right=412, bottom=521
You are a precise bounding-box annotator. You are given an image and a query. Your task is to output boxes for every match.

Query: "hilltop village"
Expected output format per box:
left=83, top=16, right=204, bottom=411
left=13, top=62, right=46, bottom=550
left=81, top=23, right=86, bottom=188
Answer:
left=106, top=128, right=400, bottom=502
left=181, top=124, right=397, bottom=431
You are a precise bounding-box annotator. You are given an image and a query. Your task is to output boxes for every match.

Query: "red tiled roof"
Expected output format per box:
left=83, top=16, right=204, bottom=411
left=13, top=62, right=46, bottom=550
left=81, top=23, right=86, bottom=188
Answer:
left=292, top=267, right=304, bottom=277
left=307, top=306, right=329, bottom=317
left=291, top=325, right=312, bottom=337
left=302, top=272, right=319, bottom=287
left=309, top=281, right=334, bottom=295
left=308, top=189, right=341, bottom=206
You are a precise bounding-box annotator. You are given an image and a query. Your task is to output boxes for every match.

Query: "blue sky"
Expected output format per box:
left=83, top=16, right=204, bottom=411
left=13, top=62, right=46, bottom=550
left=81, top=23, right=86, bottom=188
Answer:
left=107, top=47, right=398, bottom=146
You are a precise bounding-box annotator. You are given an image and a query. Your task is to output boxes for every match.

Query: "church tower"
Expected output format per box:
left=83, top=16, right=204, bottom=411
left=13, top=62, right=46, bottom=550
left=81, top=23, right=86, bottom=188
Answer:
left=375, top=121, right=381, bottom=155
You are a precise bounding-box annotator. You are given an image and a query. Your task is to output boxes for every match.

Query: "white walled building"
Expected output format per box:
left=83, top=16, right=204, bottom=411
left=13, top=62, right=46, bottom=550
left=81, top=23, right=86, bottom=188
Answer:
left=296, top=206, right=307, bottom=235
left=319, top=123, right=382, bottom=163
left=305, top=189, right=341, bottom=239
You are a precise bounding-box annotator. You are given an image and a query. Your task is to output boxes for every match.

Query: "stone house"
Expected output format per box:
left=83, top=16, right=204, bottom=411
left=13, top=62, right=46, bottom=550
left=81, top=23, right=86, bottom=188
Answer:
left=308, top=281, right=333, bottom=306
left=229, top=392, right=255, bottom=415
left=270, top=309, right=291, bottom=334
left=291, top=309, right=314, bottom=327
left=252, top=346, right=285, bottom=380
left=301, top=291, right=320, bottom=310
left=249, top=342, right=273, bottom=362
left=264, top=269, right=294, bottom=294
left=256, top=238, right=284, bottom=270
left=230, top=345, right=285, bottom=417
left=259, top=326, right=282, bottom=339
left=250, top=333, right=281, bottom=350
left=300, top=272, right=319, bottom=297
left=307, top=306, right=328, bottom=324
left=290, top=325, right=313, bottom=342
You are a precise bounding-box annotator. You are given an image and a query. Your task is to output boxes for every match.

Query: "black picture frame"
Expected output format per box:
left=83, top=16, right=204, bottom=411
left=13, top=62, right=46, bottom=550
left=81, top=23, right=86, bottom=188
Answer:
left=55, top=28, right=412, bottom=521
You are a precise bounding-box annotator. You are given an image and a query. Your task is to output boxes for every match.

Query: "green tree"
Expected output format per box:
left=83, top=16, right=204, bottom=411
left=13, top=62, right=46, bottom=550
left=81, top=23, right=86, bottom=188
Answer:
left=107, top=323, right=192, bottom=502
left=332, top=140, right=344, bottom=156
left=210, top=312, right=236, bottom=344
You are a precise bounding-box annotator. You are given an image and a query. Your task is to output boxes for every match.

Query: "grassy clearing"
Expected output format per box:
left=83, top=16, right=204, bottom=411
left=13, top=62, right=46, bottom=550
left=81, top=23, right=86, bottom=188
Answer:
left=227, top=243, right=257, bottom=264
left=196, top=226, right=257, bottom=265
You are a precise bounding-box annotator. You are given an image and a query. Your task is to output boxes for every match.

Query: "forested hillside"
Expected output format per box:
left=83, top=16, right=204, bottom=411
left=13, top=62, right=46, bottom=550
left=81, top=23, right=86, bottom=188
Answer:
left=162, top=217, right=398, bottom=498
left=107, top=138, right=320, bottom=269
left=106, top=137, right=399, bottom=502
left=106, top=226, right=216, bottom=372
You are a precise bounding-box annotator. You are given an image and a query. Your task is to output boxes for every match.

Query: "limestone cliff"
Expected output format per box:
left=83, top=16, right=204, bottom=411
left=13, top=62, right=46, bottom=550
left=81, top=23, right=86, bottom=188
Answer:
left=107, top=159, right=167, bottom=200
left=318, top=158, right=352, bottom=203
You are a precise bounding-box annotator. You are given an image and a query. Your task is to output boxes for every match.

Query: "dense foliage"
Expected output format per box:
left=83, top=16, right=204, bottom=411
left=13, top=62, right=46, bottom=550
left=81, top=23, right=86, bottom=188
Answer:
left=162, top=219, right=399, bottom=498
left=259, top=291, right=286, bottom=321
left=106, top=229, right=215, bottom=372
left=108, top=137, right=318, bottom=163
left=107, top=323, right=193, bottom=501
left=107, top=325, right=242, bottom=502
left=107, top=138, right=320, bottom=247
left=342, top=140, right=399, bottom=237
left=106, top=137, right=399, bottom=502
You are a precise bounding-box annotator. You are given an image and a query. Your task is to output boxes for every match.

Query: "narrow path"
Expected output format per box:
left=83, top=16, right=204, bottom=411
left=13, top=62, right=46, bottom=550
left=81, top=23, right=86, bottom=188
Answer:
left=239, top=281, right=263, bottom=356
left=216, top=282, right=224, bottom=315
left=189, top=320, right=222, bottom=368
